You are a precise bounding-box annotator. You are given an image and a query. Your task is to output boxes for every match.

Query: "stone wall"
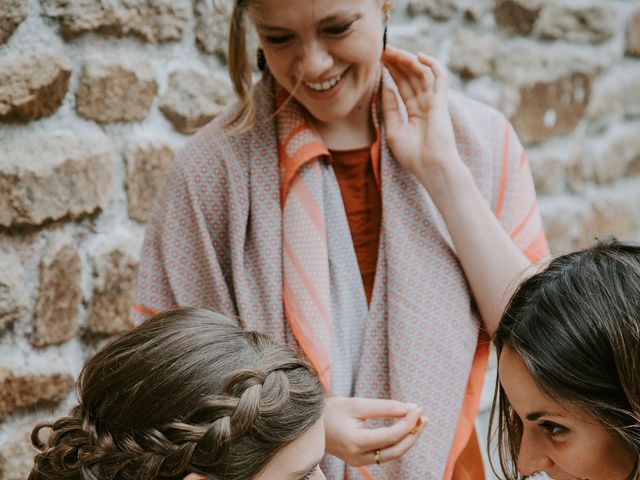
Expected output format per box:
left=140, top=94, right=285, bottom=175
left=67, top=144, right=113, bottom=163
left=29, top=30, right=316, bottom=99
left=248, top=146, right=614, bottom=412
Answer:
left=1, top=0, right=639, bottom=477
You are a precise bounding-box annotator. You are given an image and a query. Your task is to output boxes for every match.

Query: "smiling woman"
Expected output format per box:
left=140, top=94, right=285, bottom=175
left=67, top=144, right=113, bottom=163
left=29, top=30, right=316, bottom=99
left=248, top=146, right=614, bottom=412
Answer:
left=134, top=0, right=548, bottom=478
left=492, top=239, right=640, bottom=480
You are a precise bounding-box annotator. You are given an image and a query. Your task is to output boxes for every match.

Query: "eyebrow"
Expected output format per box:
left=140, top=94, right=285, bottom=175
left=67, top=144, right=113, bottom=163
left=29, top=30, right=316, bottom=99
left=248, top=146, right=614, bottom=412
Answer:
left=526, top=411, right=565, bottom=421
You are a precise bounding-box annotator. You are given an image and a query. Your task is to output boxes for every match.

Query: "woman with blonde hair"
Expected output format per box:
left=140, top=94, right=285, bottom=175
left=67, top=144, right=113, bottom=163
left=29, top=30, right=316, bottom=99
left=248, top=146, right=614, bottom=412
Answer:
left=29, top=308, right=327, bottom=480
left=134, top=0, right=548, bottom=477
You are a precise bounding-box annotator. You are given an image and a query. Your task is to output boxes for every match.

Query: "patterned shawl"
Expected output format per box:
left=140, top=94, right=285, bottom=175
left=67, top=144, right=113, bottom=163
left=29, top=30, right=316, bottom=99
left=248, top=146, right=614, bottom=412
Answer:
left=134, top=71, right=547, bottom=480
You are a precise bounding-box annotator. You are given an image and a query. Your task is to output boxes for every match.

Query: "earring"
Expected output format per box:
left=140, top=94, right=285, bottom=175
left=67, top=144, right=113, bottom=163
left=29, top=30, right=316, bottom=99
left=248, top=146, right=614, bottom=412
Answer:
left=383, top=26, right=388, bottom=50
left=257, top=48, right=266, bottom=71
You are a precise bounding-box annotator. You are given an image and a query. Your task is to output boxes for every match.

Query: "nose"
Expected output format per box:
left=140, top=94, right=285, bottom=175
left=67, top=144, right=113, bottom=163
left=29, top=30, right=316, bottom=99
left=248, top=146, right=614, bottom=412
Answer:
left=299, top=40, right=333, bottom=80
left=517, top=430, right=553, bottom=476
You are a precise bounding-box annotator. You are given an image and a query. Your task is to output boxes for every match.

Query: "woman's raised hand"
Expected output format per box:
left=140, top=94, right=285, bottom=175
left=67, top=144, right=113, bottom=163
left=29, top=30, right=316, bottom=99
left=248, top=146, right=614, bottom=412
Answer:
left=381, top=46, right=462, bottom=181
left=324, top=396, right=426, bottom=467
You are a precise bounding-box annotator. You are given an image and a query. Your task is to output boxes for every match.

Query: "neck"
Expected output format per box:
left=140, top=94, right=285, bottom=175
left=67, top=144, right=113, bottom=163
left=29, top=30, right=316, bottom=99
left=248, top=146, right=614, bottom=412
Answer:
left=314, top=108, right=375, bottom=150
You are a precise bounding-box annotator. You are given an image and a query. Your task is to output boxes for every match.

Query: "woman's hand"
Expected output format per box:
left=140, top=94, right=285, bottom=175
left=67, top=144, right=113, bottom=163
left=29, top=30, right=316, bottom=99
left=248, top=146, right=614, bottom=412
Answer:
left=381, top=46, right=462, bottom=181
left=324, top=396, right=426, bottom=467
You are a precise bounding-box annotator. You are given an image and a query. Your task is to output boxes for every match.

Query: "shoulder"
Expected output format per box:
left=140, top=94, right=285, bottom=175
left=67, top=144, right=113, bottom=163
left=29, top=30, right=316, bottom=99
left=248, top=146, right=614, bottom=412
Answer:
left=448, top=89, right=507, bottom=138
left=170, top=77, right=277, bottom=180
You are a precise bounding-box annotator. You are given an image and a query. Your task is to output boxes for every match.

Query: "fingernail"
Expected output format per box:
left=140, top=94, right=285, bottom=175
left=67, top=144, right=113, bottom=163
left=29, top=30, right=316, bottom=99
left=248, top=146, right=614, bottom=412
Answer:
left=409, top=417, right=422, bottom=434
left=405, top=402, right=417, bottom=409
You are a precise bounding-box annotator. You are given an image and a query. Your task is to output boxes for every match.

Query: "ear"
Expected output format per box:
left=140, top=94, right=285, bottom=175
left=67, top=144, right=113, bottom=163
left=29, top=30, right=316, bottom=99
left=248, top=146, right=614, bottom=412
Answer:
left=183, top=474, right=206, bottom=480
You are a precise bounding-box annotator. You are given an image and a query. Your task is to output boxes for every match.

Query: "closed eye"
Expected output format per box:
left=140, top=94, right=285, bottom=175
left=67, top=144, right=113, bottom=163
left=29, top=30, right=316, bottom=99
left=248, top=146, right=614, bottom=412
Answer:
left=323, top=21, right=355, bottom=36
left=300, top=465, right=319, bottom=480
left=264, top=34, right=294, bottom=45
left=540, top=421, right=568, bottom=438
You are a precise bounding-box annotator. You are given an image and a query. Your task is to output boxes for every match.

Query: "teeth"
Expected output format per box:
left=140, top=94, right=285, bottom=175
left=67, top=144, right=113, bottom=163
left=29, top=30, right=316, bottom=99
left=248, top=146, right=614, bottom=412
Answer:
left=305, top=73, right=342, bottom=92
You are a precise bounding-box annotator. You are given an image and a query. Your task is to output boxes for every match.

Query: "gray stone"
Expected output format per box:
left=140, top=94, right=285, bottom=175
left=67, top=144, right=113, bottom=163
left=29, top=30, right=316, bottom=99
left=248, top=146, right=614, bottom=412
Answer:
left=86, top=245, right=139, bottom=336
left=40, top=0, right=189, bottom=42
left=160, top=69, right=232, bottom=134
left=589, top=182, right=640, bottom=242
left=495, top=0, right=542, bottom=35
left=407, top=0, right=462, bottom=21
left=448, top=31, right=497, bottom=79
left=32, top=241, right=82, bottom=347
left=587, top=64, right=640, bottom=125
left=539, top=195, right=597, bottom=254
left=194, top=0, right=230, bottom=57
left=76, top=59, right=157, bottom=123
left=0, top=251, right=28, bottom=334
left=0, top=0, right=29, bottom=43
left=125, top=141, right=175, bottom=222
left=0, top=52, right=72, bottom=122
left=0, top=133, right=115, bottom=227
left=626, top=10, right=640, bottom=57
left=0, top=425, right=36, bottom=480
left=538, top=4, right=616, bottom=44
left=592, top=124, right=640, bottom=185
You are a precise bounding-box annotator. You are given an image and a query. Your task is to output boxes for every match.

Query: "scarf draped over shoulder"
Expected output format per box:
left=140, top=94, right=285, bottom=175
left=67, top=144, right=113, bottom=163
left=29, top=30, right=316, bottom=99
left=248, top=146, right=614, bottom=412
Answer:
left=134, top=70, right=548, bottom=480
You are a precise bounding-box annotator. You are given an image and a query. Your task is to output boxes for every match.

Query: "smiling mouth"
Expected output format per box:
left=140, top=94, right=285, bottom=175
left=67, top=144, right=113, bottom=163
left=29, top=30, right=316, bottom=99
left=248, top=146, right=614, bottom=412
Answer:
left=304, top=71, right=345, bottom=92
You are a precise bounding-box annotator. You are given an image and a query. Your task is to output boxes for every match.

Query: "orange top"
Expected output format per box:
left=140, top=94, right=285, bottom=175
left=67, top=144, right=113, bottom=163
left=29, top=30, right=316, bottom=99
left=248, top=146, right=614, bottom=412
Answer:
left=330, top=146, right=382, bottom=305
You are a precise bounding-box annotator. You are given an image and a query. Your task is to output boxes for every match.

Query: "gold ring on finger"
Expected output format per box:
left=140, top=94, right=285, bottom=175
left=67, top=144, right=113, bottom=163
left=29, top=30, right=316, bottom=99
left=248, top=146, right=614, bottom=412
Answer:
left=374, top=449, right=383, bottom=465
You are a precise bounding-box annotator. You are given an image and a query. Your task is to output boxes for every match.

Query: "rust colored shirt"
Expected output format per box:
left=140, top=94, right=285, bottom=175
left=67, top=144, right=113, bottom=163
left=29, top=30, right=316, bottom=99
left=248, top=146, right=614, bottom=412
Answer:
left=330, top=146, right=382, bottom=305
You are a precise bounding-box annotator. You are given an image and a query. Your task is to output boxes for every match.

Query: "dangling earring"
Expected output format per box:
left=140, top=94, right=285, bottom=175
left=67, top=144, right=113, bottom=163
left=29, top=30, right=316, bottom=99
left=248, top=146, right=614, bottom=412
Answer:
left=257, top=48, right=266, bottom=72
left=383, top=26, right=388, bottom=50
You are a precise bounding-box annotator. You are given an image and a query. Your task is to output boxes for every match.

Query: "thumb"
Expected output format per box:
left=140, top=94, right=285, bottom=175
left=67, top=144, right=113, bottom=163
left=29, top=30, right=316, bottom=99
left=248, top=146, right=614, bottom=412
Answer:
left=382, top=86, right=402, bottom=132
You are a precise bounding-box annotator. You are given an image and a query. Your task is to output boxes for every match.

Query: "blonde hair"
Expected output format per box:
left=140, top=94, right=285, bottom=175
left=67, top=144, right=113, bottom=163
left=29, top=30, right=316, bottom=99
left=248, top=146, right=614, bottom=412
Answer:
left=225, top=0, right=391, bottom=134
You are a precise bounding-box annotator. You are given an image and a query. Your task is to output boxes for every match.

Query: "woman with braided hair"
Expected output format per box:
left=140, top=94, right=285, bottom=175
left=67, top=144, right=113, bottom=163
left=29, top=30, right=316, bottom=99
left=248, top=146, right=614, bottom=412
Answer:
left=134, top=0, right=548, bottom=477
left=29, top=308, right=326, bottom=480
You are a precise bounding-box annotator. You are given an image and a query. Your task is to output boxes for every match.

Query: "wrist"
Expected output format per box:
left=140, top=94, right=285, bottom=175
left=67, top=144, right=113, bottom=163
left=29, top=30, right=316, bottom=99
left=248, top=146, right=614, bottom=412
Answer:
left=415, top=155, right=472, bottom=198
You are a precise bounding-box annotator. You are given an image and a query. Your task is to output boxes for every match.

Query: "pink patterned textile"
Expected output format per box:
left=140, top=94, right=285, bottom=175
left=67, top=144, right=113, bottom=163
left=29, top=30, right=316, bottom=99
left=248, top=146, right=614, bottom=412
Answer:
left=134, top=71, right=547, bottom=479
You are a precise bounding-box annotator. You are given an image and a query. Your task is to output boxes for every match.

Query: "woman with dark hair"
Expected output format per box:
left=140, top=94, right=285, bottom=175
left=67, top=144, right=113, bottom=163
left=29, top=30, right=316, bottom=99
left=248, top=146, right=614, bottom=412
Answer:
left=491, top=239, right=640, bottom=480
left=29, top=308, right=327, bottom=480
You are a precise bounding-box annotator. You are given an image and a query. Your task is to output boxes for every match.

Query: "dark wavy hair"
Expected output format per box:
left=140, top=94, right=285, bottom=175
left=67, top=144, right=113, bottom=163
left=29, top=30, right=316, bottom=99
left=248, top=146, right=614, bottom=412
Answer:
left=29, top=308, right=325, bottom=480
left=490, top=239, right=640, bottom=479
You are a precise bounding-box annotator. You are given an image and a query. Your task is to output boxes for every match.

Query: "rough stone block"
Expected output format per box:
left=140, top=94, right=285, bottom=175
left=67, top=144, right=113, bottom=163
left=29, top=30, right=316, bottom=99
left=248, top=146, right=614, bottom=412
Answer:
left=587, top=64, right=640, bottom=125
left=626, top=10, right=640, bottom=57
left=32, top=241, right=82, bottom=347
left=160, top=70, right=232, bottom=134
left=0, top=425, right=36, bottom=480
left=0, top=369, right=74, bottom=419
left=495, top=0, right=542, bottom=35
left=125, top=142, right=175, bottom=222
left=448, top=31, right=497, bottom=79
left=76, top=59, right=157, bottom=123
left=0, top=52, right=71, bottom=122
left=511, top=72, right=591, bottom=144
left=0, top=133, right=115, bottom=227
left=538, top=4, right=616, bottom=44
left=539, top=195, right=597, bottom=254
left=40, top=0, right=189, bottom=42
left=407, top=0, right=461, bottom=21
left=589, top=183, right=640, bottom=241
left=0, top=0, right=29, bottom=43
left=194, top=0, right=230, bottom=57
left=592, top=124, right=640, bottom=185
left=0, top=251, right=28, bottom=334
left=86, top=244, right=139, bottom=336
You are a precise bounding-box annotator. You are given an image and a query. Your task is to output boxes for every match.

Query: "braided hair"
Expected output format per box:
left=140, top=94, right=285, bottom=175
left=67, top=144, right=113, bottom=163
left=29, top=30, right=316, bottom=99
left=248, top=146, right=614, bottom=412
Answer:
left=29, top=308, right=326, bottom=480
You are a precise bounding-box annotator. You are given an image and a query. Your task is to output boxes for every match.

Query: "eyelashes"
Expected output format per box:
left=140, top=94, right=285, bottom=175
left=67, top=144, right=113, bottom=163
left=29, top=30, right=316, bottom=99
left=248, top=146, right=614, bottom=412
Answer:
left=263, top=20, right=356, bottom=46
left=300, top=465, right=320, bottom=480
left=540, top=421, right=568, bottom=438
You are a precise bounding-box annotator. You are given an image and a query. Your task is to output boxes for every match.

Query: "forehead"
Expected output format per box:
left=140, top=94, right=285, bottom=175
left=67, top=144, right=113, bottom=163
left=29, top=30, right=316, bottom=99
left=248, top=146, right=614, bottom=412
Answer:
left=255, top=419, right=325, bottom=480
left=249, top=0, right=377, bottom=26
left=498, top=346, right=560, bottom=414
